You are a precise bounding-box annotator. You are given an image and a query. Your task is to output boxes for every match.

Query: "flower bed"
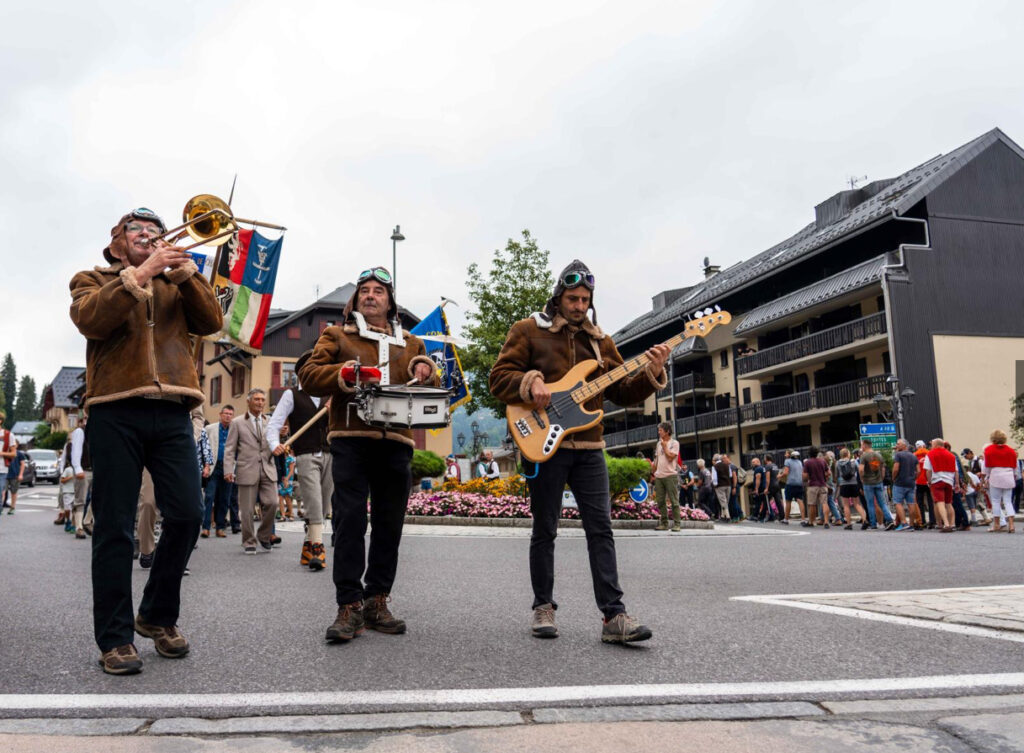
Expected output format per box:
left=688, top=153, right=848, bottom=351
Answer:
left=406, top=489, right=710, bottom=521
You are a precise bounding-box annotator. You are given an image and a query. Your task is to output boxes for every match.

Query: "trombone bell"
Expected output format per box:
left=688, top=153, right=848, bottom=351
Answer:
left=182, top=194, right=237, bottom=247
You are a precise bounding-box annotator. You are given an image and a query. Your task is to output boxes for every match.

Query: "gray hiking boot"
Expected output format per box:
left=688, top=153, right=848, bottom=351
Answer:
left=601, top=613, right=652, bottom=644
left=531, top=603, right=558, bottom=638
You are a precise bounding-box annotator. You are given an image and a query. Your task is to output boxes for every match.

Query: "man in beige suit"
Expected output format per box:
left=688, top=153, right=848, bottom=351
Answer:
left=223, top=389, right=278, bottom=554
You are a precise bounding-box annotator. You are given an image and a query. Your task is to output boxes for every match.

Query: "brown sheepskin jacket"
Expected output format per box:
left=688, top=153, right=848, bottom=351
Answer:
left=489, top=313, right=666, bottom=450
left=298, top=320, right=439, bottom=448
left=69, top=261, right=222, bottom=410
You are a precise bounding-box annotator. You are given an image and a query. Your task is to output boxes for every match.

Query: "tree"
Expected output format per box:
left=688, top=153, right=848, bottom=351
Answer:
left=0, top=353, right=15, bottom=418
left=35, top=383, right=49, bottom=418
left=1010, top=394, right=1024, bottom=446
left=13, top=376, right=37, bottom=422
left=461, top=230, right=554, bottom=418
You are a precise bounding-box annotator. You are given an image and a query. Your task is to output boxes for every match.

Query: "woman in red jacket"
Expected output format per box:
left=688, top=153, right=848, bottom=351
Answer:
left=983, top=430, right=1017, bottom=533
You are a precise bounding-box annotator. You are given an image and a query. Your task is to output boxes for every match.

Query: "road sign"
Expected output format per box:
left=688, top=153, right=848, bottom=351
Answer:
left=629, top=479, right=649, bottom=503
left=561, top=490, right=577, bottom=509
left=859, top=423, right=896, bottom=435
left=860, top=422, right=897, bottom=451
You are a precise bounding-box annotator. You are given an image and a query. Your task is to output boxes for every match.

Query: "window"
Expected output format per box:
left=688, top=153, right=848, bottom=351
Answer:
left=231, top=366, right=246, bottom=397
left=319, top=319, right=335, bottom=335
left=719, top=350, right=728, bottom=369
left=272, top=361, right=298, bottom=389
left=287, top=326, right=301, bottom=340
left=882, top=351, right=891, bottom=374
left=742, top=387, right=751, bottom=404
left=210, top=375, right=222, bottom=405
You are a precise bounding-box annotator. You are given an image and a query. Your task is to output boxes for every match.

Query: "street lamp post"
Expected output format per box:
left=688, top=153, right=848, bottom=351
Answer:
left=390, top=225, right=405, bottom=294
left=872, top=375, right=916, bottom=438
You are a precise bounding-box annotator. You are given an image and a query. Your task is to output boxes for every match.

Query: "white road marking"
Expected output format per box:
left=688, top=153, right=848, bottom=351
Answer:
left=734, top=586, right=1024, bottom=643
left=4, top=674, right=1024, bottom=713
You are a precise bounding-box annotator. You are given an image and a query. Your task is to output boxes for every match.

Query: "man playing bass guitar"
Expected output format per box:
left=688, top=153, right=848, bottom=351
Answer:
left=489, top=260, right=669, bottom=644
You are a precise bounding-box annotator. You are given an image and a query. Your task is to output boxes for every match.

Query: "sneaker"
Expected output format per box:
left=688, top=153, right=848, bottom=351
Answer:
left=843, top=524, right=853, bottom=530
left=98, top=644, right=143, bottom=675
left=200, top=529, right=210, bottom=539
left=232, top=527, right=241, bottom=534
left=601, top=613, right=652, bottom=644
left=671, top=524, right=681, bottom=532
left=885, top=521, right=897, bottom=531
left=895, top=524, right=910, bottom=531
left=531, top=603, right=558, bottom=638
left=860, top=522, right=870, bottom=530
left=244, top=545, right=256, bottom=555
left=300, top=541, right=312, bottom=567
left=139, top=552, right=154, bottom=569
left=271, top=535, right=283, bottom=546
left=260, top=540, right=273, bottom=551
left=134, top=615, right=190, bottom=658
left=780, top=520, right=789, bottom=525
left=654, top=523, right=669, bottom=531
left=75, top=530, right=87, bottom=539
left=363, top=593, right=406, bottom=634
left=215, top=529, right=226, bottom=538
left=823, top=523, right=830, bottom=529
left=326, top=601, right=365, bottom=642
left=309, top=542, right=326, bottom=571
left=64, top=520, right=75, bottom=533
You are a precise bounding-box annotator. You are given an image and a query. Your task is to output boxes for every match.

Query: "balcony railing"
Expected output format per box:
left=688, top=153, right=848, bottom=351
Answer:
left=735, top=312, right=887, bottom=376
left=604, top=422, right=660, bottom=448
left=657, top=371, right=716, bottom=398
left=739, top=374, right=889, bottom=424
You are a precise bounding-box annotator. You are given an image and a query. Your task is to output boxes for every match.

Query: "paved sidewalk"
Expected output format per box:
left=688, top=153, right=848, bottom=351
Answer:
left=754, top=585, right=1024, bottom=634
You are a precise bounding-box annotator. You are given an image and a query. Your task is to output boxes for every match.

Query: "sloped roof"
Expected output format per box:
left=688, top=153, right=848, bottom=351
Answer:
left=11, top=421, right=44, bottom=435
left=48, top=367, right=85, bottom=408
left=614, top=128, right=1021, bottom=345
left=734, top=255, right=888, bottom=335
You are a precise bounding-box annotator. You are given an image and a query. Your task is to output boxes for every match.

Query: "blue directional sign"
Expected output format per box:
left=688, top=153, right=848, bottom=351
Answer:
left=629, top=479, right=650, bottom=503
left=859, top=423, right=896, bottom=435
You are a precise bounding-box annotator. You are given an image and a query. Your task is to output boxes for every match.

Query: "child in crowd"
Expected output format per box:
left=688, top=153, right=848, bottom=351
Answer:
left=278, top=450, right=296, bottom=522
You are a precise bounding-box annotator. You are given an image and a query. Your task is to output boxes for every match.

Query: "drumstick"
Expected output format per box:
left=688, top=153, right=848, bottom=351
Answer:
left=284, top=404, right=329, bottom=449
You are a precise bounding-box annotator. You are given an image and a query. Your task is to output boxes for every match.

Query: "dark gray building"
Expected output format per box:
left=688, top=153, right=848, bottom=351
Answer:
left=606, top=128, right=1024, bottom=461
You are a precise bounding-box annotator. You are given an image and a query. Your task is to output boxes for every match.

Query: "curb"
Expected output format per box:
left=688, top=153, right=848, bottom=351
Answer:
left=403, top=515, right=714, bottom=530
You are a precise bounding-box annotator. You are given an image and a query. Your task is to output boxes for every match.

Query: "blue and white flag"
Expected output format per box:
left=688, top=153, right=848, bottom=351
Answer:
left=189, top=250, right=215, bottom=279
left=411, top=304, right=470, bottom=412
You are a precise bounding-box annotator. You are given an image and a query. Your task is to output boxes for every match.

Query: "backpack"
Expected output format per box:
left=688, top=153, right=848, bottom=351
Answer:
left=839, top=459, right=856, bottom=482
left=736, top=466, right=748, bottom=485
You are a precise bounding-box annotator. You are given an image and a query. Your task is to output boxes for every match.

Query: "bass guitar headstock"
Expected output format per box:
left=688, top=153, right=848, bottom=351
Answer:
left=682, top=305, right=732, bottom=339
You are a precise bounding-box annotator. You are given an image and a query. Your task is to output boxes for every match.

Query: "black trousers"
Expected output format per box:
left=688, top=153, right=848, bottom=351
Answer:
left=88, top=398, right=203, bottom=652
left=330, top=437, right=412, bottom=606
left=526, top=449, right=625, bottom=620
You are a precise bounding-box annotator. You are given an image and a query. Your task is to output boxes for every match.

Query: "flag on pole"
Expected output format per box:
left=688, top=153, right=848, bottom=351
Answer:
left=410, top=304, right=470, bottom=413
left=188, top=250, right=215, bottom=279
left=211, top=229, right=284, bottom=353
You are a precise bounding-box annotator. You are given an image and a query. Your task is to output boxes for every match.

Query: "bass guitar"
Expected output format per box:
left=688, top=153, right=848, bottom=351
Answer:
left=506, top=309, right=731, bottom=463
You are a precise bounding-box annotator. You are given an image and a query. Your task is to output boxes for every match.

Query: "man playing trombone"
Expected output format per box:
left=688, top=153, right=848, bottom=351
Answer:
left=70, top=208, right=222, bottom=674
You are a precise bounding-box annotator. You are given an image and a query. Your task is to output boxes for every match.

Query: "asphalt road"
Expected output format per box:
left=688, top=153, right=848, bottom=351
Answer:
left=2, top=485, right=1022, bottom=698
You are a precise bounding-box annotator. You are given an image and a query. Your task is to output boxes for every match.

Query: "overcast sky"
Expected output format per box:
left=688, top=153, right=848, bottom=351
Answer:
left=3, top=0, right=1024, bottom=399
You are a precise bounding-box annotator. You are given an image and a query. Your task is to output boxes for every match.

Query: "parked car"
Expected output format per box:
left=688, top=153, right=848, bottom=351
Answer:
left=27, top=449, right=59, bottom=485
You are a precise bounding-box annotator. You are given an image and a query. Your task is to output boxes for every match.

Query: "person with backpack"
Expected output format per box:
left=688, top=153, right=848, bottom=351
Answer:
left=836, top=447, right=868, bottom=530
left=891, top=439, right=919, bottom=531
left=749, top=457, right=766, bottom=521
left=763, top=455, right=785, bottom=523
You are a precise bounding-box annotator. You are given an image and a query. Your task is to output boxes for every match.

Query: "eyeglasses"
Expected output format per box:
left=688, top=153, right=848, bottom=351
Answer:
left=358, top=267, right=393, bottom=285
left=125, top=223, right=160, bottom=235
left=562, top=271, right=595, bottom=290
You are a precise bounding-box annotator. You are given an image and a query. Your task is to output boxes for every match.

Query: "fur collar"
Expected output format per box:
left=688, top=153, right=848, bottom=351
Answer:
left=532, top=311, right=604, bottom=338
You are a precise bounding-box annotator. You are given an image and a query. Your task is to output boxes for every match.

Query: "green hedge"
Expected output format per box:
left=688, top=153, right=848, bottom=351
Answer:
left=606, top=454, right=651, bottom=497
left=411, top=449, right=446, bottom=479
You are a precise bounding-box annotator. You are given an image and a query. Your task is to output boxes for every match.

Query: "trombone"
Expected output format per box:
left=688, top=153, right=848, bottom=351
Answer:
left=143, top=194, right=287, bottom=250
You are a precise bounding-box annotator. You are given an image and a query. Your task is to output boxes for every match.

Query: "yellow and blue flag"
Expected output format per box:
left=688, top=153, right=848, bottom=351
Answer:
left=411, top=304, right=470, bottom=412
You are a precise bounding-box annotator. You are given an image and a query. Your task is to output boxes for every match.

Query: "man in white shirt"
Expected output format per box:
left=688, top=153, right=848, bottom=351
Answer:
left=477, top=450, right=500, bottom=481
left=266, top=351, right=333, bottom=571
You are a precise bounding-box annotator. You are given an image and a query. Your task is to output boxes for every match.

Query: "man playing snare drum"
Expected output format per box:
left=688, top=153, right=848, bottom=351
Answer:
left=299, top=267, right=438, bottom=643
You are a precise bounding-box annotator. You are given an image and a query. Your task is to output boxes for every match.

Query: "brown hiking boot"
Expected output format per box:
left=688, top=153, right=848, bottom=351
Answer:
left=601, top=612, right=653, bottom=644
left=300, top=540, right=312, bottom=566
left=308, top=542, right=326, bottom=571
left=134, top=615, right=190, bottom=658
left=98, top=644, right=143, bottom=675
left=531, top=603, right=558, bottom=638
left=326, top=601, right=365, bottom=642
left=363, top=593, right=406, bottom=634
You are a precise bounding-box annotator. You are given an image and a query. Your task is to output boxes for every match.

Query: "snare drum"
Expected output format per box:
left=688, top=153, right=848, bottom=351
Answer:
left=356, top=385, right=451, bottom=430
